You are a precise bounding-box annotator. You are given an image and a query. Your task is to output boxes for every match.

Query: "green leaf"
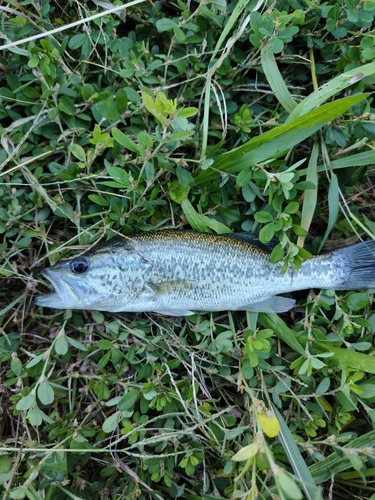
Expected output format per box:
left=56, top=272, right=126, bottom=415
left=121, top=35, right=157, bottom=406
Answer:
left=95, top=100, right=121, bottom=121
left=81, top=83, right=96, bottom=101
left=55, top=202, right=76, bottom=223
left=0, top=455, right=12, bottom=474
left=102, top=412, right=120, bottom=433
left=284, top=201, right=299, bottom=214
left=55, top=334, right=69, bottom=356
left=88, top=194, right=110, bottom=206
left=277, top=469, right=303, bottom=500
left=316, top=377, right=331, bottom=395
left=270, top=243, right=284, bottom=263
left=71, top=144, right=86, bottom=163
left=236, top=168, right=252, bottom=187
left=177, top=107, right=198, bottom=118
left=345, top=292, right=369, bottom=311
left=137, top=131, right=153, bottom=151
left=67, top=337, right=88, bottom=351
left=124, top=86, right=141, bottom=103
left=259, top=223, right=275, bottom=243
left=93, top=379, right=110, bottom=400
left=37, top=380, right=55, bottom=405
left=231, top=442, right=258, bottom=462
left=11, top=357, right=22, bottom=376
left=112, top=128, right=141, bottom=154
left=176, top=164, right=194, bottom=188
left=26, top=352, right=45, bottom=369
left=254, top=211, right=273, bottom=223
left=141, top=91, right=166, bottom=124
left=118, top=389, right=140, bottom=410
left=28, top=407, right=43, bottom=426
left=28, top=55, right=40, bottom=68
left=168, top=180, right=188, bottom=203
left=68, top=33, right=87, bottom=49
left=116, top=88, right=128, bottom=113
left=156, top=18, right=177, bottom=32
left=16, top=393, right=36, bottom=411
left=58, top=95, right=75, bottom=115
left=107, top=166, right=130, bottom=187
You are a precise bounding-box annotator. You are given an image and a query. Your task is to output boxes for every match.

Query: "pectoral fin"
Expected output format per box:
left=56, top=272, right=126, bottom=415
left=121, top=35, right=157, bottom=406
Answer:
left=237, top=296, right=295, bottom=313
left=147, top=280, right=197, bottom=316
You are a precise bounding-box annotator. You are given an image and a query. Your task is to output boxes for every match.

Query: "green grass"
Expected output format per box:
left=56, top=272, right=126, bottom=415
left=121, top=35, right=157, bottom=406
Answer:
left=1, top=0, right=375, bottom=499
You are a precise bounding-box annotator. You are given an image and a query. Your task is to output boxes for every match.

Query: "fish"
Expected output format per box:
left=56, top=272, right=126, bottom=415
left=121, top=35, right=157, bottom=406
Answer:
left=35, top=230, right=375, bottom=316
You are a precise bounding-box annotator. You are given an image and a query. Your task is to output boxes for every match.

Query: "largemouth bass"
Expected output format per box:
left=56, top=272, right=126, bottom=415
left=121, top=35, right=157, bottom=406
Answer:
left=36, top=230, right=375, bottom=316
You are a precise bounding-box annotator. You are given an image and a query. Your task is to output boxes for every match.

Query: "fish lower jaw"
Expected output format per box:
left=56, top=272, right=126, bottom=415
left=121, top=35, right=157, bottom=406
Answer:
left=35, top=293, right=68, bottom=309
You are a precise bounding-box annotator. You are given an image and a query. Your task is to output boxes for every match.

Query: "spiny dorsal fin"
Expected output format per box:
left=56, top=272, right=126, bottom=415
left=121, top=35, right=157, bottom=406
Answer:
left=224, top=232, right=275, bottom=253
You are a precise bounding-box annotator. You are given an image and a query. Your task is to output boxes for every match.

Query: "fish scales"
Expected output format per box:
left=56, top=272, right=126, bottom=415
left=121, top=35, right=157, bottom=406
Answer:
left=36, top=230, right=375, bottom=315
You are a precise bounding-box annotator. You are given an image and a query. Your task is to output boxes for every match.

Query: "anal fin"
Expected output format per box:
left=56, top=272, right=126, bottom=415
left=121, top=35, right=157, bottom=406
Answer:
left=153, top=309, right=195, bottom=316
left=237, top=296, right=295, bottom=313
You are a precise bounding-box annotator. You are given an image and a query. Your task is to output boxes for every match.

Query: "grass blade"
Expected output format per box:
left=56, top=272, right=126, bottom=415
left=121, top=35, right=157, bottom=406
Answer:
left=258, top=313, right=305, bottom=356
left=299, top=150, right=375, bottom=176
left=315, top=341, right=375, bottom=374
left=273, top=406, right=321, bottom=500
left=297, top=142, right=319, bottom=247
left=261, top=45, right=297, bottom=113
left=212, top=0, right=256, bottom=57
left=308, top=430, right=375, bottom=483
left=180, top=199, right=230, bottom=234
left=317, top=173, right=339, bottom=252
left=287, top=62, right=375, bottom=121
left=0, top=0, right=147, bottom=51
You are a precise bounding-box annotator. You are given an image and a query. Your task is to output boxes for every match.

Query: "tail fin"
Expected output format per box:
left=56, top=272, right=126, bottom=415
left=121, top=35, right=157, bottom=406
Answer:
left=333, top=240, right=375, bottom=290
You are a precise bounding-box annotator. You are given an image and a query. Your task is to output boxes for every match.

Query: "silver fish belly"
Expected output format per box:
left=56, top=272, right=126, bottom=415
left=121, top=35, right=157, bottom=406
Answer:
left=36, top=230, right=375, bottom=315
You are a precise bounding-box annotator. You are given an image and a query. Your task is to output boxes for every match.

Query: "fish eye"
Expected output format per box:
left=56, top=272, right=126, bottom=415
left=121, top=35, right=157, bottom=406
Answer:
left=70, top=258, right=89, bottom=275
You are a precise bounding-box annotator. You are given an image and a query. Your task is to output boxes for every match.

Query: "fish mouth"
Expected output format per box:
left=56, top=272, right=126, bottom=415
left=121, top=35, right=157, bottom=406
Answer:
left=36, top=268, right=79, bottom=309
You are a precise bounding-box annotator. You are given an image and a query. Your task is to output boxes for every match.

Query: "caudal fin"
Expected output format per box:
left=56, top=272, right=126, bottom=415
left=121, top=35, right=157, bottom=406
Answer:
left=332, top=240, right=375, bottom=290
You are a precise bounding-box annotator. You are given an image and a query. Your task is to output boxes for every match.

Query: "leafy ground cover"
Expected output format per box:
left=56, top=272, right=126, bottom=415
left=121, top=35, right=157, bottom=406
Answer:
left=1, top=0, right=375, bottom=498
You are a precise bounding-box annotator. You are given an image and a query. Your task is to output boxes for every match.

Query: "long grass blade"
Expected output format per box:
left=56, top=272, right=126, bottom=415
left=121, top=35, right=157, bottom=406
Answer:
left=273, top=406, right=321, bottom=500
left=297, top=142, right=319, bottom=247
left=287, top=62, right=375, bottom=121
left=0, top=0, right=147, bottom=51
left=195, top=94, right=368, bottom=185
left=308, top=430, right=375, bottom=483
left=258, top=313, right=305, bottom=356
left=317, top=173, right=339, bottom=252
left=261, top=45, right=297, bottom=113
left=315, top=342, right=375, bottom=374
left=299, top=150, right=375, bottom=176
left=212, top=0, right=264, bottom=57
left=180, top=199, right=230, bottom=234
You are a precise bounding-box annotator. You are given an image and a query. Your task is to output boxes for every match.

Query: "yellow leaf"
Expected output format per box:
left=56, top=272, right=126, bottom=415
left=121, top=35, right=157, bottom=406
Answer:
left=258, top=409, right=280, bottom=438
left=317, top=396, right=332, bottom=411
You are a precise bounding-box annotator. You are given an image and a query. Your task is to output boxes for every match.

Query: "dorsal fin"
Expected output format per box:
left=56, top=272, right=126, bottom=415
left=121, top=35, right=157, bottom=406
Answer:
left=224, top=232, right=275, bottom=253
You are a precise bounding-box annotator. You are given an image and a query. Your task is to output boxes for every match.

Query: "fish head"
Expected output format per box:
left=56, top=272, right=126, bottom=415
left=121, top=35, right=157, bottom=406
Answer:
left=36, top=244, right=144, bottom=311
